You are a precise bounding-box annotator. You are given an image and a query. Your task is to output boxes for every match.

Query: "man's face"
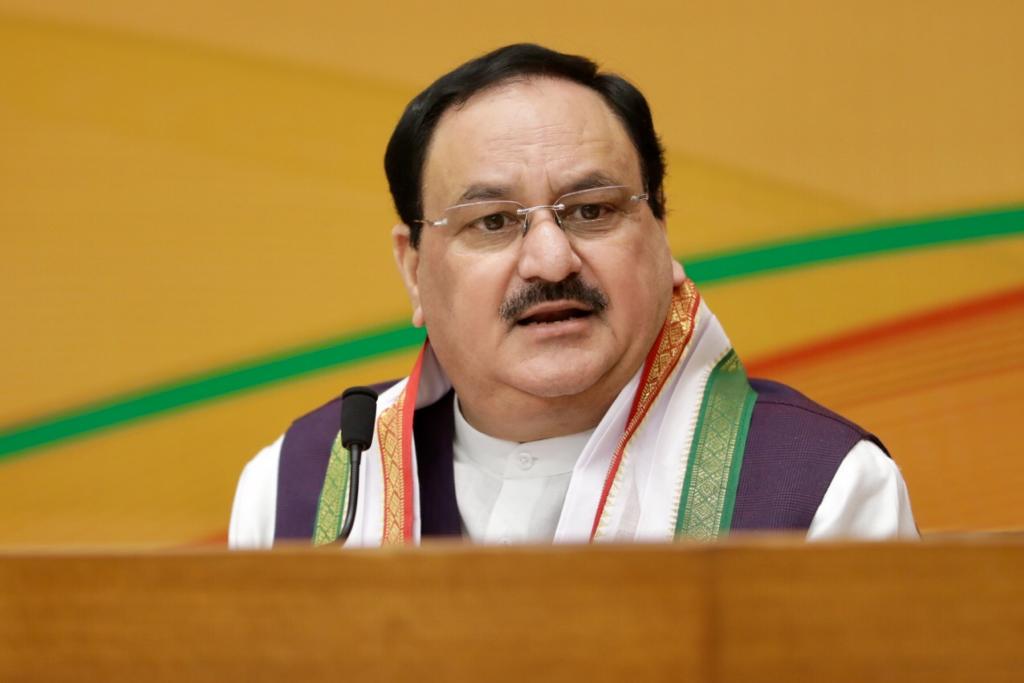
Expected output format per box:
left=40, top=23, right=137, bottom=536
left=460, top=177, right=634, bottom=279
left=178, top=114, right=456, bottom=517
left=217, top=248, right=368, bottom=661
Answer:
left=395, top=77, right=683, bottom=418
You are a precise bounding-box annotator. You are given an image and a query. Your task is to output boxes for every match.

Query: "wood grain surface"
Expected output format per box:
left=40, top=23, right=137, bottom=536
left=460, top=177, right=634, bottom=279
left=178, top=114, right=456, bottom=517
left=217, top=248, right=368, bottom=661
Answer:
left=1, top=538, right=1022, bottom=682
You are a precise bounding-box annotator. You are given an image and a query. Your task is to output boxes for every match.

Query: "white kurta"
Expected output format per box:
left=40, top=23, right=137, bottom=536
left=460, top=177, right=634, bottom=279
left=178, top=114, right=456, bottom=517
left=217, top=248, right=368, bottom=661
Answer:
left=231, top=292, right=918, bottom=548
left=228, top=395, right=918, bottom=549
left=451, top=397, right=594, bottom=544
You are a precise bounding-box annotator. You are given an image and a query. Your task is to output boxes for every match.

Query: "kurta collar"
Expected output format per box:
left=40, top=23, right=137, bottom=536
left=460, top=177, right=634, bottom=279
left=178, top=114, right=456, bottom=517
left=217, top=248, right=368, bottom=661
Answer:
left=453, top=395, right=594, bottom=479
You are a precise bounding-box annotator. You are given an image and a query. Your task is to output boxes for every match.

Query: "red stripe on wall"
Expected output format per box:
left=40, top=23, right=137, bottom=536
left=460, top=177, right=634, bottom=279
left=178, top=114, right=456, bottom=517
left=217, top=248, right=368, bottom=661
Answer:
left=747, top=285, right=1024, bottom=375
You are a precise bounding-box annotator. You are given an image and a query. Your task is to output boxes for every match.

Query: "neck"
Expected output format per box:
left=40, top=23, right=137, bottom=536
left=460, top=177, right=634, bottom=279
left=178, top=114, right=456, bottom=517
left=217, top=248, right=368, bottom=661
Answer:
left=454, top=379, right=624, bottom=443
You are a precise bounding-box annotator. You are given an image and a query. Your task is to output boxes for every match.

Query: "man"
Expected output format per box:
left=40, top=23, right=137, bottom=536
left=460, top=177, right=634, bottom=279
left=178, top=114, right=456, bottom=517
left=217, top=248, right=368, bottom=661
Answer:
left=229, top=44, right=917, bottom=548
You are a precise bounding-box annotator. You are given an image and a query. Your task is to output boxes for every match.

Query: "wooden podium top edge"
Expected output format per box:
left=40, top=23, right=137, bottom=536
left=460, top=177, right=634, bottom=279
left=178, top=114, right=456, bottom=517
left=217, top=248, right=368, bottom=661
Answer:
left=1, top=531, right=1022, bottom=559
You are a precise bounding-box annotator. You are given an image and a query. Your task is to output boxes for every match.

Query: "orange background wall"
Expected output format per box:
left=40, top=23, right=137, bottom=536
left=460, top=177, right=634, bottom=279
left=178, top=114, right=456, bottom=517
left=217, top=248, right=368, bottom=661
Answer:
left=1, top=1, right=1022, bottom=546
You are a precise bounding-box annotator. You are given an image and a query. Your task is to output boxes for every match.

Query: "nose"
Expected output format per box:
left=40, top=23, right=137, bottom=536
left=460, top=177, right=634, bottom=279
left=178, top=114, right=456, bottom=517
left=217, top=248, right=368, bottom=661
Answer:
left=515, top=209, right=583, bottom=283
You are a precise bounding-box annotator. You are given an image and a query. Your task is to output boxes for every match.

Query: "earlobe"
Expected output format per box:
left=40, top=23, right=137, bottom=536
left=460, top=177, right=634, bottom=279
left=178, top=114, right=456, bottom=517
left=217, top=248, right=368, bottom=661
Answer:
left=391, top=224, right=425, bottom=328
left=656, top=218, right=684, bottom=287
left=671, top=259, right=686, bottom=287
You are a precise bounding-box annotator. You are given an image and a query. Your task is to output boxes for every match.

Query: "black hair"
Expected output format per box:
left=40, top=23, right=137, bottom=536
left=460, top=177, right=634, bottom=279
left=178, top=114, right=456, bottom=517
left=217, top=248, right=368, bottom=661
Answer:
left=384, top=43, right=666, bottom=247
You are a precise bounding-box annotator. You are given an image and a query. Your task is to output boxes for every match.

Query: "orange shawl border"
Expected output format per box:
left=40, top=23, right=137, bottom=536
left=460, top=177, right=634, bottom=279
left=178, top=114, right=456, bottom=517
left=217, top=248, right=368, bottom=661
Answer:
left=589, top=281, right=701, bottom=540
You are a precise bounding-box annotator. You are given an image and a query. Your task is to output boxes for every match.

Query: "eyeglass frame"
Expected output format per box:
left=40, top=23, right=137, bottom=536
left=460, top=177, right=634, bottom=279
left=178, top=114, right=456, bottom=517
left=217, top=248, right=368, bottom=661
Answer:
left=414, top=185, right=651, bottom=236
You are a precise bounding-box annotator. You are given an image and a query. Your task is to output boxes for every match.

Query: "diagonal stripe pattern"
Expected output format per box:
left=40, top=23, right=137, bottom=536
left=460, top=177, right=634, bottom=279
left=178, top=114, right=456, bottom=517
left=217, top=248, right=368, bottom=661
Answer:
left=1, top=205, right=1022, bottom=461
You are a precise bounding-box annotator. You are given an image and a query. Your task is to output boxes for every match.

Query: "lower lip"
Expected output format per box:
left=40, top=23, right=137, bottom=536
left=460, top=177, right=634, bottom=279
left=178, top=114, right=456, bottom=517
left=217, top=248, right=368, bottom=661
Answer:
left=514, top=315, right=594, bottom=339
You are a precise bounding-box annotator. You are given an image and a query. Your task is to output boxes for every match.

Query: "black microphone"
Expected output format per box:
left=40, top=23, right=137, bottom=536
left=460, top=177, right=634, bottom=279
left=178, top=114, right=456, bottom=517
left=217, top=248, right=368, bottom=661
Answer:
left=337, top=386, right=379, bottom=543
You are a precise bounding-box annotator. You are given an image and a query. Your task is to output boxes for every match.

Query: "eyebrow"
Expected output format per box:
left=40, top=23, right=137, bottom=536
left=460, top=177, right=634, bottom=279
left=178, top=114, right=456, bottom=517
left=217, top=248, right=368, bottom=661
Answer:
left=456, top=184, right=513, bottom=204
left=452, top=171, right=624, bottom=206
left=560, top=172, right=623, bottom=195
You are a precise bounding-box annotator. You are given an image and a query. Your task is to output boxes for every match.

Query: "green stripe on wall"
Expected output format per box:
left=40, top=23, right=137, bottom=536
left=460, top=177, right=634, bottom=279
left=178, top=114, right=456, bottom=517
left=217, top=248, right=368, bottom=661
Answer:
left=683, top=204, right=1023, bottom=282
left=1, top=204, right=1022, bottom=460
left=1, top=324, right=425, bottom=459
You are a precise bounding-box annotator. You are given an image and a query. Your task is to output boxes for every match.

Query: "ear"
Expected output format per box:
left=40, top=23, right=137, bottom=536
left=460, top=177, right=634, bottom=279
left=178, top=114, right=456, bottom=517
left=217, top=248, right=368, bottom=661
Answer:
left=657, top=217, right=686, bottom=287
left=391, top=224, right=425, bottom=327
left=671, top=259, right=686, bottom=287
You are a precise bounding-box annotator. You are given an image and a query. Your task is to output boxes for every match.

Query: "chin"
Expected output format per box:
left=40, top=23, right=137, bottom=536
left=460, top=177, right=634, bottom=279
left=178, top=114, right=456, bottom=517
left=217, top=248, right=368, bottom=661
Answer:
left=504, top=354, right=611, bottom=399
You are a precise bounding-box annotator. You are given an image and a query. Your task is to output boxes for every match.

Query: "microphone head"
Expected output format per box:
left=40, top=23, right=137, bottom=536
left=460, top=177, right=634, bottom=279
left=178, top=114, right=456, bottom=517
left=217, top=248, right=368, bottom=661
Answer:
left=340, top=386, right=379, bottom=450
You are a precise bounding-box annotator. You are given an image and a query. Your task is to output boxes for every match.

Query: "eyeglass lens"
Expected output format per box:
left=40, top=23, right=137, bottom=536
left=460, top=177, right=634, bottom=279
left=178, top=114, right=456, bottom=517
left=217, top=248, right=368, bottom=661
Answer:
left=443, top=186, right=643, bottom=252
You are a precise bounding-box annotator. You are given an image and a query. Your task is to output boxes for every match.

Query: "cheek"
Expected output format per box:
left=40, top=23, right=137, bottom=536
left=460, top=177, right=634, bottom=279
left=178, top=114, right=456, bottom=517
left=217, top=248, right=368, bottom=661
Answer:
left=418, top=253, right=509, bottom=331
left=590, top=233, right=674, bottom=323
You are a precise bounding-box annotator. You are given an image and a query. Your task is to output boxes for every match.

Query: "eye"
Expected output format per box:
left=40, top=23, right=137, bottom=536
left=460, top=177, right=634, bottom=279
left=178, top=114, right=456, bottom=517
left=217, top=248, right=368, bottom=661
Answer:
left=469, top=212, right=519, bottom=232
left=567, top=202, right=615, bottom=222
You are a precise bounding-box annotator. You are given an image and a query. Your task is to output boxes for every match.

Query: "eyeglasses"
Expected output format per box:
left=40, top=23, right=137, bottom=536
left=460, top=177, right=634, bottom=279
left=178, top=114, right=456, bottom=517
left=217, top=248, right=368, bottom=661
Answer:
left=415, top=185, right=650, bottom=252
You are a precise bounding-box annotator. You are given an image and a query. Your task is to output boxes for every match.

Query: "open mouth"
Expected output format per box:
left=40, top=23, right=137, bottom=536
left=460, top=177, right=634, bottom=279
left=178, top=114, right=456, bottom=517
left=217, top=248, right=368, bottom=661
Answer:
left=516, top=306, right=594, bottom=326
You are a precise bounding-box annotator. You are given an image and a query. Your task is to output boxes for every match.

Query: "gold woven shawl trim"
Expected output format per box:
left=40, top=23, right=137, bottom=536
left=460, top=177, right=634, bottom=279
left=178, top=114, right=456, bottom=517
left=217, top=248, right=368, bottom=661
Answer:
left=377, top=392, right=407, bottom=545
left=623, top=280, right=699, bottom=438
left=591, top=280, right=700, bottom=538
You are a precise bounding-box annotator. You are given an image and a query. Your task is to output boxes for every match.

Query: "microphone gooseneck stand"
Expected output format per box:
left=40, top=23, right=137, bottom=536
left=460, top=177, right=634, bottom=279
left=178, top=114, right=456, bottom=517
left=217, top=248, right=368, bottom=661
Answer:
left=336, top=386, right=379, bottom=544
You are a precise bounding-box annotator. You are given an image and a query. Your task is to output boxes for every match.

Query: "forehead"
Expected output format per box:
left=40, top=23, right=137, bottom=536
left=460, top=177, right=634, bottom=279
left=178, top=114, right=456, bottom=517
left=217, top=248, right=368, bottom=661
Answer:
left=421, top=77, right=641, bottom=210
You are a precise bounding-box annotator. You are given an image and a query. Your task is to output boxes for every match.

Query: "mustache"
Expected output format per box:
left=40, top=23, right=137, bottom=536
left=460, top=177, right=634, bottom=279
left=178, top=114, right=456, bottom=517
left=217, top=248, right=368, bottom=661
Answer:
left=499, top=275, right=609, bottom=324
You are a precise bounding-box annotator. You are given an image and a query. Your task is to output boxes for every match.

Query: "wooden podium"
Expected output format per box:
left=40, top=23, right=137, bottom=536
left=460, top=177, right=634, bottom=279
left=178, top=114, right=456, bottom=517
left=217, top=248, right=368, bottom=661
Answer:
left=1, top=538, right=1022, bottom=682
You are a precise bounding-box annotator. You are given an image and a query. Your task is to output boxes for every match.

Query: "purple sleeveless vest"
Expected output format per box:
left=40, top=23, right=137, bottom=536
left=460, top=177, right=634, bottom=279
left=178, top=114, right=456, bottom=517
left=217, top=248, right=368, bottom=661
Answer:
left=273, top=379, right=887, bottom=541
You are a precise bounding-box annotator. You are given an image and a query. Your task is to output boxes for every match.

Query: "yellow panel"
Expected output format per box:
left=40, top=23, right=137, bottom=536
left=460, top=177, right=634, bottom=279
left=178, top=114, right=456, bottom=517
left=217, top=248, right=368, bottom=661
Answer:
left=3, top=1, right=1022, bottom=211
left=702, top=237, right=1024, bottom=360
left=755, top=296, right=1024, bottom=533
left=663, top=149, right=877, bottom=257
left=2, top=2, right=1023, bottom=546
left=868, top=370, right=1024, bottom=533
left=0, top=15, right=413, bottom=421
left=0, top=11, right=910, bottom=423
left=0, top=350, right=417, bottom=548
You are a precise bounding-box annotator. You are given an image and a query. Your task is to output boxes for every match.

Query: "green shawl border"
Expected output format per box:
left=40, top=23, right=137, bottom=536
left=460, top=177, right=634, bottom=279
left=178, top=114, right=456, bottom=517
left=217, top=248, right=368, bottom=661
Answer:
left=312, top=430, right=350, bottom=546
left=674, top=350, right=758, bottom=539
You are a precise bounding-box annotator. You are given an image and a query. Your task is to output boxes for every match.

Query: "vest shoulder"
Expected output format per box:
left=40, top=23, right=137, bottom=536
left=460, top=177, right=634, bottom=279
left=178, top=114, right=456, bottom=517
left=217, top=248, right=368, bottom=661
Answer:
left=749, top=378, right=882, bottom=449
left=730, top=378, right=887, bottom=531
